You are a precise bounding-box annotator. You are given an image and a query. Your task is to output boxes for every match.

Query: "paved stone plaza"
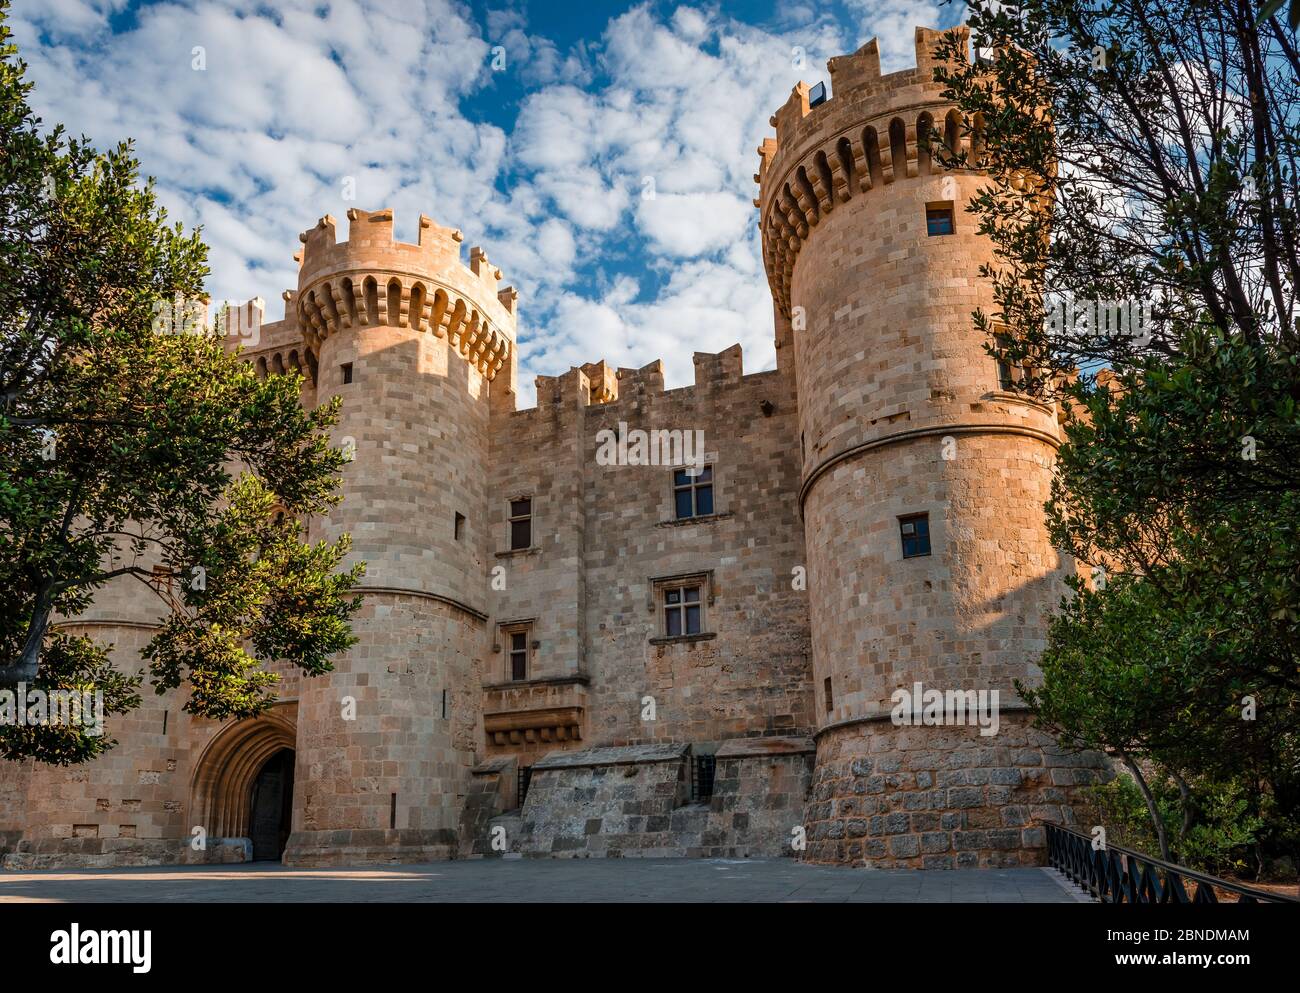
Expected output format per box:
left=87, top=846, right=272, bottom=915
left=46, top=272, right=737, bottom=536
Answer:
left=0, top=859, right=1091, bottom=903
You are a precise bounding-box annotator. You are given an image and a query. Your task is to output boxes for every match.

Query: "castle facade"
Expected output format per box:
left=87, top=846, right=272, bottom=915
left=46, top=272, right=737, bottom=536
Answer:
left=0, top=28, right=1107, bottom=870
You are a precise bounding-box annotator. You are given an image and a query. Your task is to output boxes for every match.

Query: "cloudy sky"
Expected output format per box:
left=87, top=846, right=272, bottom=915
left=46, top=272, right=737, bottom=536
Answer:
left=9, top=0, right=966, bottom=405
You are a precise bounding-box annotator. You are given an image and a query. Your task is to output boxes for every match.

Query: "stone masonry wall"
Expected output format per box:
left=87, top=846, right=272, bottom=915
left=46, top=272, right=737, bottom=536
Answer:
left=758, top=30, right=1100, bottom=866
left=804, top=718, right=1111, bottom=868
left=705, top=737, right=814, bottom=858
left=512, top=739, right=814, bottom=859
left=487, top=346, right=814, bottom=758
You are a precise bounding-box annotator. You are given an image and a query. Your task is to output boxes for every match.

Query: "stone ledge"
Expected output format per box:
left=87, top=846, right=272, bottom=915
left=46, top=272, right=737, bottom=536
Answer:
left=715, top=735, right=816, bottom=758
left=470, top=756, right=517, bottom=775
left=494, top=546, right=541, bottom=559
left=649, top=632, right=717, bottom=646
left=482, top=673, right=591, bottom=690
left=814, top=702, right=1033, bottom=739
left=282, top=828, right=457, bottom=867
left=654, top=512, right=734, bottom=529
left=532, top=742, right=688, bottom=770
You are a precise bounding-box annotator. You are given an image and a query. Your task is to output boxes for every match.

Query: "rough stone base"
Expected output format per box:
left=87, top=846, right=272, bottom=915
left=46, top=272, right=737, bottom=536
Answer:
left=514, top=737, right=815, bottom=858
left=517, top=743, right=691, bottom=857
left=0, top=830, right=22, bottom=859
left=803, top=717, right=1111, bottom=868
left=457, top=757, right=518, bottom=857
left=702, top=737, right=814, bottom=857
left=2, top=837, right=250, bottom=869
left=281, top=828, right=457, bottom=867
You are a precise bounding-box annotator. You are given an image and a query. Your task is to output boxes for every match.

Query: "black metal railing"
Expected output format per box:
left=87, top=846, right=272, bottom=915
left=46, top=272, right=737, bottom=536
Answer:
left=690, top=753, right=716, bottom=802
left=516, top=766, right=533, bottom=809
left=1046, top=822, right=1299, bottom=904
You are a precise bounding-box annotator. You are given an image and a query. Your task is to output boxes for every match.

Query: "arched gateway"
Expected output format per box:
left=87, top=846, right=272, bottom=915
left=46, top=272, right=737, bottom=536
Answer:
left=189, top=708, right=297, bottom=860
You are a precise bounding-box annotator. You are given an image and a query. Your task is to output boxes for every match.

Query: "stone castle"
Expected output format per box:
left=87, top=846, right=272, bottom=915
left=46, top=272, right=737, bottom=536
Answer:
left=1, top=27, right=1107, bottom=870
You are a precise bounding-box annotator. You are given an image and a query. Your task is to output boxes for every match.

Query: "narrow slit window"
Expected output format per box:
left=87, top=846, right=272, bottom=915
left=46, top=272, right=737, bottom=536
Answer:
left=454, top=512, right=465, bottom=541
left=509, top=630, right=528, bottom=681
left=341, top=362, right=354, bottom=384
left=509, top=498, right=532, bottom=551
left=899, top=513, right=932, bottom=559
left=673, top=464, right=714, bottom=519
left=824, top=677, right=833, bottom=714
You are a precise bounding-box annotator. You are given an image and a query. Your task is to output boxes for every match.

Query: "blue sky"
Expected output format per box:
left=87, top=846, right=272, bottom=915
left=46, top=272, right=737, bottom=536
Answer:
left=10, top=0, right=966, bottom=405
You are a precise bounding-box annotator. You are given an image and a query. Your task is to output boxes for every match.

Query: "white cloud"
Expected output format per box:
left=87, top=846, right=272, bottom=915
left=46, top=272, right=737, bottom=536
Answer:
left=636, top=191, right=753, bottom=257
left=842, top=0, right=962, bottom=71
left=670, top=6, right=711, bottom=44
left=9, top=0, right=874, bottom=408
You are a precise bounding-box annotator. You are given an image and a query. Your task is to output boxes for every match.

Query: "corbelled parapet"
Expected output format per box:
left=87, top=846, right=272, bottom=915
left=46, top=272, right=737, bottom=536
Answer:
left=295, top=207, right=515, bottom=381
left=756, top=27, right=981, bottom=318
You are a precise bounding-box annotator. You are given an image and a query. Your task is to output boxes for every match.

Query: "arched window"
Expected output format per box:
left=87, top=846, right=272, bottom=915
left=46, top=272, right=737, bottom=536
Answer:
left=340, top=277, right=358, bottom=326
left=836, top=136, right=856, bottom=191
left=363, top=276, right=379, bottom=326
left=386, top=279, right=402, bottom=327
left=945, top=109, right=963, bottom=159
left=430, top=289, right=449, bottom=337
left=916, top=112, right=935, bottom=176
left=813, top=149, right=834, bottom=204
left=888, top=118, right=907, bottom=180
left=863, top=126, right=883, bottom=187
left=409, top=283, right=425, bottom=332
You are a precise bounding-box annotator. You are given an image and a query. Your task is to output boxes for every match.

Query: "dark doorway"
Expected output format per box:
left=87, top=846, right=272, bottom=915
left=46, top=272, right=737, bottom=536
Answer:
left=249, top=748, right=294, bottom=861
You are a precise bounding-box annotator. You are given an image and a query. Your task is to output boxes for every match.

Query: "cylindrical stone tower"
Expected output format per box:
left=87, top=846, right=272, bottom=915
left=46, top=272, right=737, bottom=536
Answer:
left=758, top=28, right=1106, bottom=868
left=283, top=207, right=515, bottom=865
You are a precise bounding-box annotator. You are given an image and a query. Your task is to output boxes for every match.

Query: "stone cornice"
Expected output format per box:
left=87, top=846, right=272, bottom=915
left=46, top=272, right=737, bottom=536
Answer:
left=798, top=422, right=1061, bottom=513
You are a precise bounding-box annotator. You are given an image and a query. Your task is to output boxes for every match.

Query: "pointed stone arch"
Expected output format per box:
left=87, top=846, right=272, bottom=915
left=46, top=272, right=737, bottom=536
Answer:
left=189, top=706, right=297, bottom=841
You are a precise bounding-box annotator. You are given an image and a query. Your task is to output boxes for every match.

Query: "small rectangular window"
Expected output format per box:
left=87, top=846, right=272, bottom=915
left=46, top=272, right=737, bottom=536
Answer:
left=510, top=631, right=528, bottom=681
left=501, top=623, right=532, bottom=681
left=454, top=512, right=465, bottom=541
left=824, top=676, right=833, bottom=714
left=509, top=498, right=532, bottom=551
left=997, top=359, right=1015, bottom=391
left=899, top=513, right=931, bottom=558
left=926, top=204, right=954, bottom=236
left=664, top=584, right=702, bottom=637
left=341, top=362, right=354, bottom=384
left=673, top=464, right=714, bottom=520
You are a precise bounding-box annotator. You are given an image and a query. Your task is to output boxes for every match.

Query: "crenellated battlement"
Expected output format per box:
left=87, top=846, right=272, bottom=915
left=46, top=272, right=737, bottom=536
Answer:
left=294, top=207, right=515, bottom=381
left=756, top=26, right=985, bottom=318
left=526, top=345, right=776, bottom=416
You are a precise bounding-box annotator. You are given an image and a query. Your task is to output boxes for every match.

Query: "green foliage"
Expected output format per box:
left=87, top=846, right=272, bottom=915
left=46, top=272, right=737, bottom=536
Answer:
left=1086, top=775, right=1265, bottom=877
left=0, top=1, right=363, bottom=762
left=0, top=632, right=141, bottom=764
left=1259, top=0, right=1300, bottom=33
left=1019, top=329, right=1300, bottom=869
left=939, top=1, right=1300, bottom=872
left=933, top=0, right=1299, bottom=377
